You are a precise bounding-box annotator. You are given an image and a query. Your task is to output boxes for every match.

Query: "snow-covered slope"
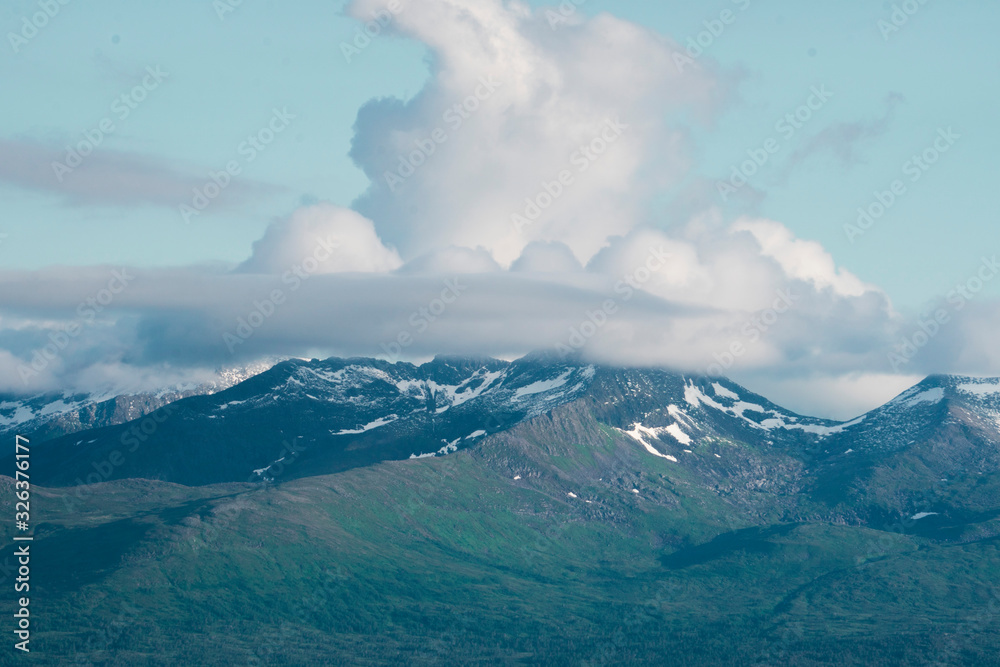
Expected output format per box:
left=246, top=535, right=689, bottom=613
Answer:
left=0, top=358, right=282, bottom=442
left=809, top=375, right=1000, bottom=456
left=21, top=352, right=1000, bottom=491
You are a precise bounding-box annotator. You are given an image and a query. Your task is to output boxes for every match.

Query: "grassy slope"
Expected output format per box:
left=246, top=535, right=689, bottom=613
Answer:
left=2, top=409, right=1000, bottom=666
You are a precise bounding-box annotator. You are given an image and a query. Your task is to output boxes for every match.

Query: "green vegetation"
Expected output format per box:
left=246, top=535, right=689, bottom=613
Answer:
left=4, top=410, right=1000, bottom=666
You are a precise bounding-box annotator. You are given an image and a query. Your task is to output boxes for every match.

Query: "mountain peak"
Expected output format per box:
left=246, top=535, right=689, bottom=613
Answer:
left=891, top=375, right=1000, bottom=409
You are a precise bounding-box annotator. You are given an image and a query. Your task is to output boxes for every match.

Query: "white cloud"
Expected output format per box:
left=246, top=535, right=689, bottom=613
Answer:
left=0, top=349, right=58, bottom=394
left=347, top=0, right=726, bottom=266
left=732, top=218, right=873, bottom=298
left=399, top=246, right=502, bottom=274
left=239, top=204, right=402, bottom=274
left=0, top=253, right=996, bottom=418
left=510, top=241, right=583, bottom=274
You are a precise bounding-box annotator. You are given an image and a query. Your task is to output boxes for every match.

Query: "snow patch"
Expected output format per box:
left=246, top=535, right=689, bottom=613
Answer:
left=900, top=388, right=945, bottom=408
left=428, top=369, right=506, bottom=414
left=331, top=415, right=398, bottom=435
left=436, top=437, right=462, bottom=456
left=957, top=381, right=1000, bottom=397
left=252, top=454, right=288, bottom=479
left=618, top=423, right=679, bottom=462
left=911, top=512, right=938, bottom=520
left=766, top=415, right=866, bottom=437
left=514, top=369, right=574, bottom=398
left=667, top=404, right=697, bottom=429
left=686, top=381, right=855, bottom=437
left=664, top=423, right=692, bottom=445
left=712, top=383, right=739, bottom=400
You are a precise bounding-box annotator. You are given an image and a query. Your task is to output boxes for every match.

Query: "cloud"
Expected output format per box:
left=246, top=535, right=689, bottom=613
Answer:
left=510, top=241, right=583, bottom=273
left=4, top=216, right=990, bottom=419
left=346, top=0, right=728, bottom=266
left=399, top=246, right=502, bottom=274
left=238, top=204, right=403, bottom=274
left=779, top=93, right=905, bottom=175
left=0, top=139, right=277, bottom=208
left=732, top=218, right=873, bottom=298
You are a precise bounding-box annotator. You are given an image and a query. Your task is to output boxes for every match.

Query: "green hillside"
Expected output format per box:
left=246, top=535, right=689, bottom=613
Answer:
left=5, top=401, right=1000, bottom=665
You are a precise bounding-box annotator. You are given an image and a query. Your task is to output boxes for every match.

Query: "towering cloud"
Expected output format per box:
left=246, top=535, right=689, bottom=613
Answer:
left=239, top=204, right=402, bottom=275
left=347, top=0, right=726, bottom=266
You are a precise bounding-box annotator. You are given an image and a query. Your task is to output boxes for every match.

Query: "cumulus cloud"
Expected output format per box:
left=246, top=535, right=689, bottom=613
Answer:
left=510, top=241, right=583, bottom=274
left=238, top=204, right=403, bottom=274
left=347, top=0, right=727, bottom=266
left=732, top=218, right=873, bottom=298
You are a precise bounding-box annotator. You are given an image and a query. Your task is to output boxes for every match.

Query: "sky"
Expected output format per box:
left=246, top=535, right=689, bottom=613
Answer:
left=0, top=0, right=997, bottom=419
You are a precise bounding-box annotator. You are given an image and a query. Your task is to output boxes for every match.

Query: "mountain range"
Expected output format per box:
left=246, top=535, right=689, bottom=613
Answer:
left=4, top=353, right=1000, bottom=665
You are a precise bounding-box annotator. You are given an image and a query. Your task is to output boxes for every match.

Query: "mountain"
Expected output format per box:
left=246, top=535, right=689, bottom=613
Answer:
left=0, top=359, right=281, bottom=444
left=5, top=355, right=1000, bottom=664
left=24, top=357, right=1000, bottom=509
left=25, top=354, right=852, bottom=488
left=807, top=375, right=1000, bottom=529
left=27, top=354, right=597, bottom=486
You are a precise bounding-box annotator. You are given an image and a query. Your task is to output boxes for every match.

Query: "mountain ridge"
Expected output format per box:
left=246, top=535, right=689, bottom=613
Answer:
left=15, top=354, right=1000, bottom=500
left=4, top=355, right=1000, bottom=664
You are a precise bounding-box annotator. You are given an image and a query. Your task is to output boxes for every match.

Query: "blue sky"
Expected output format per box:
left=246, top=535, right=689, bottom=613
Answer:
left=0, top=0, right=997, bottom=417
